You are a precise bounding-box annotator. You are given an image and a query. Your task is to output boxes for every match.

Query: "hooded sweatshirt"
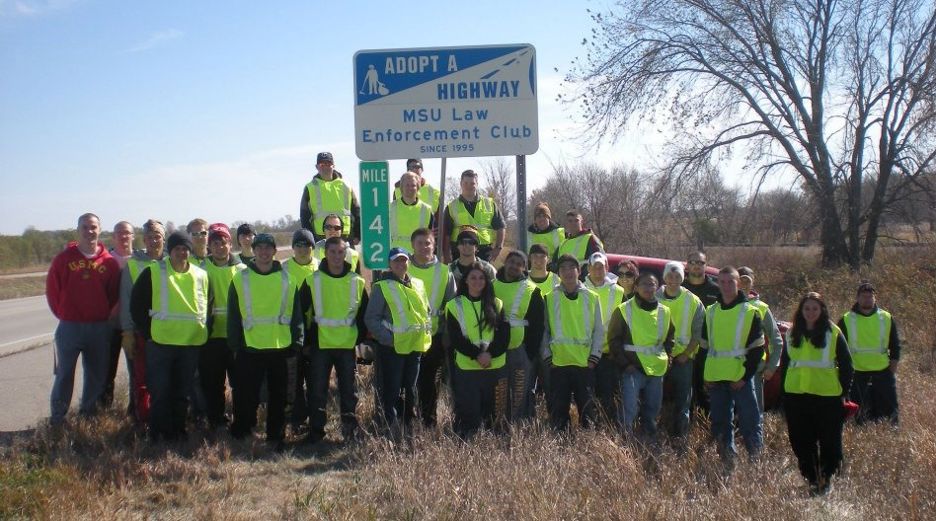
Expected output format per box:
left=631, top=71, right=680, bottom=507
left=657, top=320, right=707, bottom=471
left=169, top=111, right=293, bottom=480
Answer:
left=46, top=241, right=121, bottom=322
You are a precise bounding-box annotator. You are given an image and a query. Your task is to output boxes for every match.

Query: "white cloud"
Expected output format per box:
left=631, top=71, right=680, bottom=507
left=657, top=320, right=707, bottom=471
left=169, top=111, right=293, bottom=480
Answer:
left=123, top=29, right=183, bottom=54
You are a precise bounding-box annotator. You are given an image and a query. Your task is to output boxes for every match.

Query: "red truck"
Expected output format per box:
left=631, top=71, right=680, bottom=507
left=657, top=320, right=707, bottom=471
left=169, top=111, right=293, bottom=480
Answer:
left=605, top=253, right=787, bottom=410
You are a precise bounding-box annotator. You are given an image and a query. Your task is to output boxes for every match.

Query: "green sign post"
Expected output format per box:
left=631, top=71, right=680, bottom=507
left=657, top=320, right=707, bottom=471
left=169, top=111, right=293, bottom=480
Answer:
left=359, top=161, right=390, bottom=270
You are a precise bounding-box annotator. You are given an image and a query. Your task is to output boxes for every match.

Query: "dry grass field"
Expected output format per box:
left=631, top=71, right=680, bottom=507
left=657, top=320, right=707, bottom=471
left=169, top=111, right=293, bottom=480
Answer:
left=0, top=275, right=46, bottom=301
left=2, top=245, right=934, bottom=520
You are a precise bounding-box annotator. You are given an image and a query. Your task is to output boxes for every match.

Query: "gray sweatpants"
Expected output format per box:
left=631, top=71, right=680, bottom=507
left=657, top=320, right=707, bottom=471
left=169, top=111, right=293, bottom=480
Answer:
left=50, top=320, right=111, bottom=424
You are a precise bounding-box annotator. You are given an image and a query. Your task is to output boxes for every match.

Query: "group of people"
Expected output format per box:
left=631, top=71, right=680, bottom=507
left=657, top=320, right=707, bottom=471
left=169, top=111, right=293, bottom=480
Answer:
left=44, top=152, right=901, bottom=494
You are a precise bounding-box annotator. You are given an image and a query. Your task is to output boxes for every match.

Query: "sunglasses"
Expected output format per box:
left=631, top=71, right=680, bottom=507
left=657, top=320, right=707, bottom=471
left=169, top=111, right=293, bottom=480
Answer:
left=688, top=260, right=705, bottom=265
left=324, top=224, right=342, bottom=231
left=620, top=271, right=636, bottom=278
left=191, top=231, right=208, bottom=237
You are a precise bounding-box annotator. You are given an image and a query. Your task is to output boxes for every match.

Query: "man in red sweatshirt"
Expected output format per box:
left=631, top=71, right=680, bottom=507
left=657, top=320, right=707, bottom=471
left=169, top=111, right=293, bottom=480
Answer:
left=45, top=213, right=121, bottom=426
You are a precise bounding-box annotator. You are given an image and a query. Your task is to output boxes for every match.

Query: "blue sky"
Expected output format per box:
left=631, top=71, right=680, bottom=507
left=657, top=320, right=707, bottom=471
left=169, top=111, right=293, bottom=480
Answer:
left=0, top=0, right=672, bottom=235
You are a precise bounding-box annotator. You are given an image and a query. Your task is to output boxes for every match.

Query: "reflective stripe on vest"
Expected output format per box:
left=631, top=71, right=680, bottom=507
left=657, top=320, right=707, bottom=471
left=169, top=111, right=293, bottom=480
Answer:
left=408, top=261, right=448, bottom=335
left=241, top=268, right=291, bottom=329
left=493, top=279, right=535, bottom=350
left=844, top=309, right=891, bottom=372
left=448, top=296, right=506, bottom=370
left=784, top=325, right=843, bottom=396
left=312, top=272, right=360, bottom=327
left=527, top=227, right=564, bottom=255
left=622, top=300, right=666, bottom=356
left=377, top=278, right=432, bottom=354
left=845, top=311, right=887, bottom=354
left=558, top=233, right=602, bottom=266
left=705, top=303, right=751, bottom=358
left=389, top=200, right=431, bottom=250
left=786, top=330, right=835, bottom=369
left=549, top=288, right=592, bottom=348
left=448, top=197, right=495, bottom=245
left=307, top=178, right=353, bottom=235
left=547, top=287, right=597, bottom=367
left=148, top=261, right=209, bottom=346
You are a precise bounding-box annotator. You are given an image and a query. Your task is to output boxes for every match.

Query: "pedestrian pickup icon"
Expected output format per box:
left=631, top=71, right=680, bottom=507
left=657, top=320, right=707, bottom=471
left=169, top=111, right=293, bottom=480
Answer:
left=360, top=64, right=389, bottom=96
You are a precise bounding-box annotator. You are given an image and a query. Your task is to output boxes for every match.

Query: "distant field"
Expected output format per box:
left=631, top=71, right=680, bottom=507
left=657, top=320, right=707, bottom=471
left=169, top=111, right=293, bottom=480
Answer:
left=0, top=275, right=45, bottom=301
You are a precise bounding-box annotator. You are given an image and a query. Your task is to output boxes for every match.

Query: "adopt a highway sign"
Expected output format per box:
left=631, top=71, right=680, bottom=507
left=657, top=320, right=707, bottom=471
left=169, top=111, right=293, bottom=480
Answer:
left=353, top=44, right=538, bottom=160
left=359, top=161, right=390, bottom=270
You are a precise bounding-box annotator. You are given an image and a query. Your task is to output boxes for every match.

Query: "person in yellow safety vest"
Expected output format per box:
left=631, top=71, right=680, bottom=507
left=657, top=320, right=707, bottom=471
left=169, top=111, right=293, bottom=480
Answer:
left=526, top=202, right=564, bottom=260
left=737, top=266, right=784, bottom=413
left=584, top=252, right=627, bottom=429
left=120, top=218, right=166, bottom=423
left=227, top=233, right=304, bottom=452
left=393, top=158, right=441, bottom=214
left=235, top=223, right=256, bottom=265
left=528, top=243, right=558, bottom=295
left=364, top=247, right=432, bottom=435
left=186, top=218, right=209, bottom=263
left=611, top=259, right=639, bottom=299
left=129, top=231, right=211, bottom=441
left=197, top=223, right=245, bottom=428
left=389, top=171, right=435, bottom=251
left=541, top=254, right=605, bottom=431
left=608, top=272, right=675, bottom=442
left=656, top=262, right=704, bottom=441
left=409, top=228, right=457, bottom=427
left=557, top=210, right=604, bottom=279
left=442, top=169, right=506, bottom=264
left=281, top=228, right=319, bottom=432
left=297, top=236, right=368, bottom=444
left=313, top=214, right=361, bottom=274
left=700, top=266, right=766, bottom=464
left=299, top=151, right=361, bottom=242
left=494, top=251, right=545, bottom=422
left=838, top=281, right=901, bottom=426
left=782, top=292, right=853, bottom=495
left=447, top=263, right=511, bottom=437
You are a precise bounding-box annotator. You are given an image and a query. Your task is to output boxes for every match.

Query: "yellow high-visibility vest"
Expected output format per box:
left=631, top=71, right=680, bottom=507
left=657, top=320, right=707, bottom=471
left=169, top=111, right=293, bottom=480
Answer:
left=408, top=261, right=450, bottom=336
left=233, top=268, right=298, bottom=349
left=527, top=227, right=565, bottom=256
left=375, top=277, right=432, bottom=354
left=306, top=176, right=353, bottom=236
left=658, top=288, right=702, bottom=358
left=704, top=302, right=757, bottom=382
left=584, top=279, right=626, bottom=354
left=148, top=261, right=209, bottom=346
left=784, top=323, right=844, bottom=397
left=308, top=270, right=365, bottom=349
left=493, top=278, right=537, bottom=350
left=447, top=197, right=496, bottom=245
left=545, top=286, right=599, bottom=367
left=200, top=259, right=244, bottom=339
left=619, top=298, right=671, bottom=376
left=389, top=199, right=433, bottom=250
left=446, top=296, right=505, bottom=370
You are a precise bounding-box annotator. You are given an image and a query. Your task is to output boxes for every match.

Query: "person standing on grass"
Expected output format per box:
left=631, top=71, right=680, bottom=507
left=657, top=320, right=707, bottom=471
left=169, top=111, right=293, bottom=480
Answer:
left=198, top=223, right=244, bottom=428
left=527, top=243, right=558, bottom=295
left=120, top=218, right=166, bottom=423
left=584, top=252, right=627, bottom=429
left=227, top=233, right=304, bottom=451
left=493, top=250, right=545, bottom=422
left=447, top=263, right=511, bottom=437
left=608, top=272, right=674, bottom=444
left=130, top=231, right=211, bottom=441
left=442, top=169, right=506, bottom=263
left=839, top=281, right=901, bottom=426
left=393, top=158, right=441, bottom=214
left=541, top=254, right=604, bottom=431
left=300, top=236, right=368, bottom=444
left=557, top=210, right=604, bottom=276
left=612, top=259, right=639, bottom=299
left=700, top=266, right=765, bottom=465
left=526, top=203, right=564, bottom=260
left=46, top=213, right=121, bottom=427
left=737, top=266, right=784, bottom=413
left=364, top=247, right=432, bottom=437
left=235, top=223, right=256, bottom=265
left=186, top=218, right=209, bottom=263
left=656, top=262, right=704, bottom=443
left=389, top=171, right=435, bottom=251
left=314, top=214, right=361, bottom=274
left=449, top=227, right=496, bottom=288
left=101, top=220, right=135, bottom=409
left=409, top=228, right=457, bottom=428
left=300, top=151, right=361, bottom=243
left=281, top=228, right=318, bottom=431
left=783, top=292, right=853, bottom=495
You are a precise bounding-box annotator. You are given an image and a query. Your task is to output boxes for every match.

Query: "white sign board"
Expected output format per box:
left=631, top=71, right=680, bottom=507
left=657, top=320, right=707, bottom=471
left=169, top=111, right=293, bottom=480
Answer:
left=353, top=44, right=538, bottom=160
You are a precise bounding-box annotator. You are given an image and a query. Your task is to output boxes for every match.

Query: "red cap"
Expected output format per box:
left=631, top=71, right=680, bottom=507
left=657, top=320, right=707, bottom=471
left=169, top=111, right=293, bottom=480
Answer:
left=208, top=223, right=231, bottom=241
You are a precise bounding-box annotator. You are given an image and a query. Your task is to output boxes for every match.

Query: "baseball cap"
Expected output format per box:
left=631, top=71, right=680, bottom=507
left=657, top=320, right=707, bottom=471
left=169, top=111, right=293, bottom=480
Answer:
left=208, top=223, right=231, bottom=242
left=252, top=233, right=276, bottom=249
left=316, top=152, right=334, bottom=164
left=388, top=247, right=410, bottom=261
left=292, top=229, right=315, bottom=248
left=589, top=252, right=608, bottom=267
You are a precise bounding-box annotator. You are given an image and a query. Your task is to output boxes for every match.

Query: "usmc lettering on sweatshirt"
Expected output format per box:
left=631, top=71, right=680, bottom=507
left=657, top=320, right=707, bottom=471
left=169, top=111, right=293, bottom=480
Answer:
left=68, top=259, right=108, bottom=274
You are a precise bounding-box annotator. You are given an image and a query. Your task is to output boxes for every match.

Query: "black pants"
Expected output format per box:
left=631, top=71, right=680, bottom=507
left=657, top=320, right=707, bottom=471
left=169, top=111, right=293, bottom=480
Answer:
left=101, top=328, right=123, bottom=408
left=548, top=365, right=596, bottom=431
left=784, top=393, right=845, bottom=486
left=416, top=333, right=447, bottom=426
left=308, top=348, right=359, bottom=440
left=850, top=369, right=899, bottom=425
left=452, top=366, right=507, bottom=437
left=231, top=349, right=290, bottom=442
left=145, top=341, right=200, bottom=441
left=594, top=355, right=622, bottom=429
left=198, top=338, right=233, bottom=426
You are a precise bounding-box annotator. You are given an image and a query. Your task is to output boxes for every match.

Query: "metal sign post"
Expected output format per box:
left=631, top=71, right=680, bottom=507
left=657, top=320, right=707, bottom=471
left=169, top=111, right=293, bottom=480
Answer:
left=516, top=154, right=527, bottom=254
left=359, top=161, right=390, bottom=270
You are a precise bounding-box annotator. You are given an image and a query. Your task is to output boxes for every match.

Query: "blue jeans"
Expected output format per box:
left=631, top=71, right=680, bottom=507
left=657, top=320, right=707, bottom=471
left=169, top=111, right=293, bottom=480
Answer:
left=620, top=368, right=663, bottom=440
left=377, top=346, right=420, bottom=431
left=664, top=358, right=693, bottom=438
left=50, top=320, right=111, bottom=424
left=708, top=378, right=763, bottom=460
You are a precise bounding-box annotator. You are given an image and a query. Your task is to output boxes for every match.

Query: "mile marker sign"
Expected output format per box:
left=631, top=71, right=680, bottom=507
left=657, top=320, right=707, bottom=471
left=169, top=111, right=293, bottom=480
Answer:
left=353, top=44, right=538, bottom=160
left=359, top=161, right=390, bottom=270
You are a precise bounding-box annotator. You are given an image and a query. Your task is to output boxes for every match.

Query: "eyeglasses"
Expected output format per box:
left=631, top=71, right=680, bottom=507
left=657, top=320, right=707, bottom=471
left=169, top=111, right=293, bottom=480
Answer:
left=324, top=224, right=342, bottom=231
left=191, top=231, right=208, bottom=237
left=688, top=260, right=705, bottom=265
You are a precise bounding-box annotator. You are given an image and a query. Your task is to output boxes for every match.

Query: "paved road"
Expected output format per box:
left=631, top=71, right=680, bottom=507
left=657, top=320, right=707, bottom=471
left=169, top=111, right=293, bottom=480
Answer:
left=0, top=296, right=57, bottom=357
left=0, top=271, right=46, bottom=279
left=0, top=344, right=64, bottom=431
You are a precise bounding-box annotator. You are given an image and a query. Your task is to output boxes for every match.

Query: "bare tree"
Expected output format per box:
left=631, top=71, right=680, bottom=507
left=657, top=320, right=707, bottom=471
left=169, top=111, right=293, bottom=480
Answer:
left=568, top=0, right=936, bottom=268
left=479, top=158, right=518, bottom=224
